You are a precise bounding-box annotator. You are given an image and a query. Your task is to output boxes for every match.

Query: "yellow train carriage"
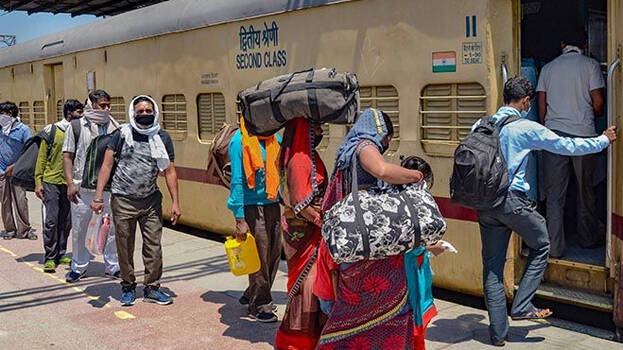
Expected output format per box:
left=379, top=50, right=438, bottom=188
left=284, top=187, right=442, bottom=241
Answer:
left=1, top=0, right=622, bottom=332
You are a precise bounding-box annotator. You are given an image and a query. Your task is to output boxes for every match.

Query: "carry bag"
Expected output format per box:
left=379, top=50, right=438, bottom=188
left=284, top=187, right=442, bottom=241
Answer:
left=449, top=115, right=520, bottom=210
left=81, top=129, right=122, bottom=191
left=205, top=123, right=239, bottom=188
left=238, top=68, right=360, bottom=136
left=10, top=125, right=56, bottom=191
left=85, top=213, right=111, bottom=256
left=322, top=156, right=447, bottom=264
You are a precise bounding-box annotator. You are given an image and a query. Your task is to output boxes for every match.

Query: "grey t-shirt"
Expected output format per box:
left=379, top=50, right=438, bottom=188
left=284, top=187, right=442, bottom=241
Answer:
left=536, top=51, right=605, bottom=137
left=108, top=129, right=175, bottom=200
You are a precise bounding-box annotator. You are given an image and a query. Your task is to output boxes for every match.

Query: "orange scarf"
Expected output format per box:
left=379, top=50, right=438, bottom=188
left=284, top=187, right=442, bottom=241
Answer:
left=240, top=118, right=280, bottom=201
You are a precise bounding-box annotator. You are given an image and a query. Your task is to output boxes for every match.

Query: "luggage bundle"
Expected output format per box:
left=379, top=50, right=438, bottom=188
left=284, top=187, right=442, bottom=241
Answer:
left=322, top=157, right=447, bottom=264
left=11, top=125, right=56, bottom=191
left=238, top=68, right=360, bottom=136
left=205, top=123, right=239, bottom=188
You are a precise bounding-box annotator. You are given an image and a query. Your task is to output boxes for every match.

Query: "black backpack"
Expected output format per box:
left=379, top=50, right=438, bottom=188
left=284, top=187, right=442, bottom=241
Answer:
left=449, top=115, right=520, bottom=211
left=80, top=128, right=123, bottom=191
left=11, top=125, right=56, bottom=192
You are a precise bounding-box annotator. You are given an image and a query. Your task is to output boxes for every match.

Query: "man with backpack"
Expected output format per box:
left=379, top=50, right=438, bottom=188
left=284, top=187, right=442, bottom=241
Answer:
left=63, top=90, right=120, bottom=283
left=453, top=77, right=616, bottom=346
left=35, top=100, right=83, bottom=273
left=91, top=95, right=180, bottom=306
left=0, top=101, right=35, bottom=240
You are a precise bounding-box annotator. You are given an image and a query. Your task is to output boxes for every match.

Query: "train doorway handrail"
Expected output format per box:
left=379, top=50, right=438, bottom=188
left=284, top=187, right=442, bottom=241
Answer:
left=606, top=57, right=620, bottom=268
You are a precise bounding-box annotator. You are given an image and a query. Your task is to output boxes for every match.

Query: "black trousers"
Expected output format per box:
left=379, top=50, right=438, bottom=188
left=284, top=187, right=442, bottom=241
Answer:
left=42, top=182, right=71, bottom=262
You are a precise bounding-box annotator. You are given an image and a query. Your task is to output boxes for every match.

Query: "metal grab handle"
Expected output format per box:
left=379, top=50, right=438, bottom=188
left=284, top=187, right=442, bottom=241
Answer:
left=606, top=58, right=620, bottom=266
left=501, top=63, right=509, bottom=85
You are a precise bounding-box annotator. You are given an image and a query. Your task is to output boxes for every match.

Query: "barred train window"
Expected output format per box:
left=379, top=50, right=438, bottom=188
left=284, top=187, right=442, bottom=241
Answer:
left=56, top=100, right=64, bottom=121
left=359, top=86, right=400, bottom=152
left=32, top=101, right=46, bottom=131
left=18, top=102, right=30, bottom=126
left=162, top=94, right=187, bottom=139
left=420, top=83, right=486, bottom=143
left=110, top=97, right=126, bottom=123
left=197, top=93, right=226, bottom=140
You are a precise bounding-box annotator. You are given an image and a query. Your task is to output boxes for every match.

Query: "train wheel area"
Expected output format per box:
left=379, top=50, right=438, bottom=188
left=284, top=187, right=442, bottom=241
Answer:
left=0, top=193, right=617, bottom=349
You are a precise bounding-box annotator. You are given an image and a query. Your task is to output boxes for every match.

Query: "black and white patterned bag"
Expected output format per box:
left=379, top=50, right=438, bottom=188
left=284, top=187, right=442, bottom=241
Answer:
left=322, top=157, right=446, bottom=264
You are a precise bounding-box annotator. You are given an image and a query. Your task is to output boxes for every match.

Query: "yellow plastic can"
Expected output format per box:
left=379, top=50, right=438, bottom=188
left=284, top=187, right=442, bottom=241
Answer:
left=224, top=233, right=261, bottom=276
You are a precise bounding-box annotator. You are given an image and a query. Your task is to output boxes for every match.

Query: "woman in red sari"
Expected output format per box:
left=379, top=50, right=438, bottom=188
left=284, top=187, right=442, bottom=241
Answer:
left=275, top=118, right=327, bottom=350
left=314, top=108, right=443, bottom=349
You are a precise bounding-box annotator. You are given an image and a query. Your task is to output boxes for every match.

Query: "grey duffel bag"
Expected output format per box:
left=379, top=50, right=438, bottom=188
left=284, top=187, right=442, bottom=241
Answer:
left=238, top=68, right=360, bottom=136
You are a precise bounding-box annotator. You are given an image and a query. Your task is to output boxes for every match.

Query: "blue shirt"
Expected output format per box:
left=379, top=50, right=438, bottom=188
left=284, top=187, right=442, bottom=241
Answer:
left=471, top=106, right=610, bottom=195
left=227, top=130, right=281, bottom=219
left=0, top=121, right=31, bottom=173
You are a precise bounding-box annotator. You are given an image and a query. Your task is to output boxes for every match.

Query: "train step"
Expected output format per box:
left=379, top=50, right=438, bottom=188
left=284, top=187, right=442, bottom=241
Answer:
left=515, top=283, right=613, bottom=313
left=519, top=249, right=611, bottom=295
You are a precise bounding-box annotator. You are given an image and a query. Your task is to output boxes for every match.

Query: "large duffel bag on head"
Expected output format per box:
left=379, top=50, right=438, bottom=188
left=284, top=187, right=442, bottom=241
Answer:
left=238, top=68, right=359, bottom=136
left=11, top=125, right=56, bottom=192
left=321, top=157, right=447, bottom=264
left=206, top=123, right=239, bottom=188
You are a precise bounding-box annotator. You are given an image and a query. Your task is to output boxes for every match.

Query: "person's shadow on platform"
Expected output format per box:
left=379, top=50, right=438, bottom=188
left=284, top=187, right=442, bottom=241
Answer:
left=200, top=290, right=287, bottom=346
left=426, top=313, right=547, bottom=346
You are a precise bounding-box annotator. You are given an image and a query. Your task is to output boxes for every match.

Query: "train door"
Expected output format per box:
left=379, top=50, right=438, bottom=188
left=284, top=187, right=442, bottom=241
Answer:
left=517, top=0, right=616, bottom=317
left=44, top=63, right=64, bottom=123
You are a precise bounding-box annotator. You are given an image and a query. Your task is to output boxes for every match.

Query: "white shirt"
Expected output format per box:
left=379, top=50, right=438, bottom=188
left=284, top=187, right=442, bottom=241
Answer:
left=536, top=49, right=605, bottom=137
left=62, top=118, right=115, bottom=185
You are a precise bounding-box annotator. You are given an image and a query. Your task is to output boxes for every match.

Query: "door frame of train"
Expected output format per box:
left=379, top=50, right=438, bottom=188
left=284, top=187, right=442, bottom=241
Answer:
left=609, top=0, right=623, bottom=335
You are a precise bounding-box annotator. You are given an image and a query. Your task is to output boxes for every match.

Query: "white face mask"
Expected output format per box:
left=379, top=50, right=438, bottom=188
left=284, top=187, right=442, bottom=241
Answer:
left=0, top=114, right=13, bottom=135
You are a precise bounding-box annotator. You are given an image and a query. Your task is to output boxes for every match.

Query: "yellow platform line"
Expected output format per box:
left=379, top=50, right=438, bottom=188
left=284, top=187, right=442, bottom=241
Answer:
left=114, top=311, right=136, bottom=319
left=0, top=246, right=17, bottom=257
left=0, top=243, right=119, bottom=312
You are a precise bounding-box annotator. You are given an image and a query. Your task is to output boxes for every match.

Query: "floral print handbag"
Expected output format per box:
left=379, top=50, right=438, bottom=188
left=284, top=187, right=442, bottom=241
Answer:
left=322, top=156, right=446, bottom=264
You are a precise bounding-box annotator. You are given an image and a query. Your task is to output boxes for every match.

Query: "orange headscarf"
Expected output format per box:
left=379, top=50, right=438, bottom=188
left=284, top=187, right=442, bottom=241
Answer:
left=240, top=118, right=280, bottom=201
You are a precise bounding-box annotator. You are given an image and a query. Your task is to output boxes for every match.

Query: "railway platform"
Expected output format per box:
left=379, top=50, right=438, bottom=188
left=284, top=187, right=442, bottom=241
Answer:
left=0, top=194, right=620, bottom=350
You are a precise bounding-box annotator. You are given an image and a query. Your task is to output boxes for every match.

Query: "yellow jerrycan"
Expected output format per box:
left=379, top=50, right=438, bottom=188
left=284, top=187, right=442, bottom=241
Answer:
left=224, top=233, right=261, bottom=276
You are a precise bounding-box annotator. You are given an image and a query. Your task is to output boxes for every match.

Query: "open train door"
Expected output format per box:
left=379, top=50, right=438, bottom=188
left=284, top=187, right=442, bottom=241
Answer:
left=610, top=0, right=623, bottom=339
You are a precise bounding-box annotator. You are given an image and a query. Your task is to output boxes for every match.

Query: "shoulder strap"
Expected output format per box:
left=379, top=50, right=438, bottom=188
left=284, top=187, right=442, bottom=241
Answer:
left=350, top=154, right=370, bottom=259
left=71, top=119, right=81, bottom=145
left=498, top=115, right=520, bottom=129
left=45, top=125, right=56, bottom=161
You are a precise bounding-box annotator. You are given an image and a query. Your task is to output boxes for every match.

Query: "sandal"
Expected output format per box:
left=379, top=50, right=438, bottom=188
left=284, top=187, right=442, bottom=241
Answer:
left=511, top=307, right=552, bottom=320
left=18, top=230, right=38, bottom=240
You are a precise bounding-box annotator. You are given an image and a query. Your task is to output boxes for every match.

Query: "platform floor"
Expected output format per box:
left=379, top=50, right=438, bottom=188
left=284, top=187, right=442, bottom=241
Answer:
left=0, top=193, right=620, bottom=349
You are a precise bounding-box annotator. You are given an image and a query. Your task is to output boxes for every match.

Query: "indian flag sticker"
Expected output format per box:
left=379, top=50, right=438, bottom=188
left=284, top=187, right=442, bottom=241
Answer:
left=432, top=51, right=457, bottom=73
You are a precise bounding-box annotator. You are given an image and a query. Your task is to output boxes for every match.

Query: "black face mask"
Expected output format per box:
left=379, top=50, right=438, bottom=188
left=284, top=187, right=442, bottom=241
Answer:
left=135, top=114, right=155, bottom=127
left=313, top=134, right=323, bottom=148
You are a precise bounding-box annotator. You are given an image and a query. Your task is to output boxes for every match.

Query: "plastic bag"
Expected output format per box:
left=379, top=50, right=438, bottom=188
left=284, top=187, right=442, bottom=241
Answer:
left=86, top=213, right=111, bottom=256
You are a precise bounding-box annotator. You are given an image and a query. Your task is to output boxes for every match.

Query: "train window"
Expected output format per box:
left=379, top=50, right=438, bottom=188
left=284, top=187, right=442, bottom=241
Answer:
left=32, top=101, right=46, bottom=131
left=18, top=102, right=31, bottom=126
left=56, top=100, right=64, bottom=121
left=162, top=94, right=187, bottom=140
left=420, top=83, right=486, bottom=156
left=360, top=86, right=400, bottom=152
left=110, top=97, right=126, bottom=123
left=197, top=93, right=226, bottom=141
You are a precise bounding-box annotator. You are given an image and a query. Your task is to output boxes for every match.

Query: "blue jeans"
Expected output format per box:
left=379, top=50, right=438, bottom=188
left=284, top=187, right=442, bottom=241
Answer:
left=478, top=192, right=550, bottom=343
